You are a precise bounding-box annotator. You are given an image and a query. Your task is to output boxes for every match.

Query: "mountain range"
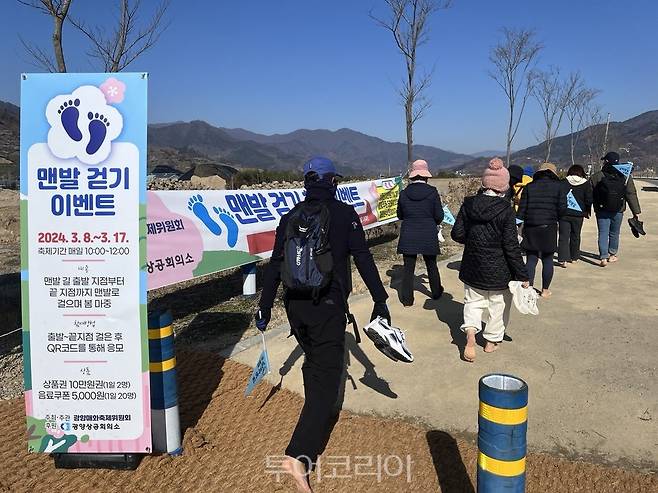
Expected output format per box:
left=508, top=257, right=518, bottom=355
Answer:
left=0, top=101, right=19, bottom=176
left=148, top=121, right=472, bottom=175
left=458, top=110, right=658, bottom=172
left=1, top=99, right=657, bottom=179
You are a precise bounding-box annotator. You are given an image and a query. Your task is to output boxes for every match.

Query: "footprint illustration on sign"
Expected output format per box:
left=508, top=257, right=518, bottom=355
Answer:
left=46, top=85, right=123, bottom=165
left=188, top=195, right=240, bottom=248
left=58, top=99, right=82, bottom=142
left=188, top=195, right=222, bottom=236
left=213, top=207, right=239, bottom=248
left=86, top=112, right=111, bottom=155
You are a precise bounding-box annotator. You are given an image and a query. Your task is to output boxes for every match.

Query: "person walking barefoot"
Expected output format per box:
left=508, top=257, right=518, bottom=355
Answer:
left=590, top=152, right=642, bottom=267
left=282, top=457, right=313, bottom=493
left=558, top=165, right=593, bottom=267
left=517, top=163, right=566, bottom=298
left=256, top=157, right=390, bottom=493
left=452, top=158, right=529, bottom=362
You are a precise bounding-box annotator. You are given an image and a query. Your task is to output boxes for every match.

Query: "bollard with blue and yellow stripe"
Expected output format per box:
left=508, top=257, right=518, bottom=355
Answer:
left=477, top=374, right=528, bottom=492
left=148, top=309, right=182, bottom=455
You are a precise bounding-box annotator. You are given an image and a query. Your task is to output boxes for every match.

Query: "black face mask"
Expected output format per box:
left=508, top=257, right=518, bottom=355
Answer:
left=305, top=176, right=338, bottom=200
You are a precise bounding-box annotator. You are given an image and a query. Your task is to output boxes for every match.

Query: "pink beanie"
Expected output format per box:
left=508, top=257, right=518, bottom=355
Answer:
left=481, top=158, right=510, bottom=193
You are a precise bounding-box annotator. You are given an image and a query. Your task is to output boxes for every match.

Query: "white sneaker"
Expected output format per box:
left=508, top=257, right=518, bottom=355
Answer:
left=363, top=317, right=414, bottom=363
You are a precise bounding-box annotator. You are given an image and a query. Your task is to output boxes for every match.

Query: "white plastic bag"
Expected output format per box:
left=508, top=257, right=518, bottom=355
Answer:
left=437, top=225, right=446, bottom=243
left=508, top=281, right=539, bottom=316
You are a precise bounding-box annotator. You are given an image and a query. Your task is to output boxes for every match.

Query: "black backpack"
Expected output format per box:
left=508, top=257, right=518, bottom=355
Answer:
left=595, top=172, right=626, bottom=212
left=281, top=201, right=333, bottom=299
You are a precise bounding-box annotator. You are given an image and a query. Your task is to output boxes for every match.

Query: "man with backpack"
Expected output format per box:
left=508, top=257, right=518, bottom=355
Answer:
left=255, top=157, right=390, bottom=493
left=590, top=151, right=642, bottom=267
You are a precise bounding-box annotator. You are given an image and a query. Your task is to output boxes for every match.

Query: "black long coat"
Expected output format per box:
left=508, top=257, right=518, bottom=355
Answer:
left=517, top=170, right=566, bottom=226
left=396, top=182, right=444, bottom=256
left=517, top=170, right=567, bottom=253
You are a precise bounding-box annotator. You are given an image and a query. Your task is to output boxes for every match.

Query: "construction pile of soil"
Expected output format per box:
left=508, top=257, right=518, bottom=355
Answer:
left=1, top=351, right=655, bottom=492
left=0, top=188, right=19, bottom=245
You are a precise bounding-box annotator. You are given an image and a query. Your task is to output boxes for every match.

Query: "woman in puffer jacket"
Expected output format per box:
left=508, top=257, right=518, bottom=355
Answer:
left=558, top=165, right=593, bottom=267
left=396, top=159, right=445, bottom=306
left=451, top=158, right=529, bottom=362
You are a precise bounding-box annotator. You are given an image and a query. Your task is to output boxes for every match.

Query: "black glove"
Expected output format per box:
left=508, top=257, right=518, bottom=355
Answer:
left=370, top=301, right=391, bottom=325
left=255, top=307, right=271, bottom=332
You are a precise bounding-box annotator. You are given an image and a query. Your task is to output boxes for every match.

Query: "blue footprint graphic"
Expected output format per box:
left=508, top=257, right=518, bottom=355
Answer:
left=58, top=99, right=82, bottom=142
left=214, top=207, right=239, bottom=248
left=188, top=195, right=222, bottom=236
left=86, top=112, right=110, bottom=155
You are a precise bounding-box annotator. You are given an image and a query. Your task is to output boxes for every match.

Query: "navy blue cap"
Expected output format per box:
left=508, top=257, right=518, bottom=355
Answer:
left=303, top=157, right=342, bottom=178
left=601, top=151, right=620, bottom=164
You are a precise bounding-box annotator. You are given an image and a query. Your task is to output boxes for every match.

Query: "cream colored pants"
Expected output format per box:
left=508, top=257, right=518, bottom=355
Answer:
left=460, top=284, right=512, bottom=343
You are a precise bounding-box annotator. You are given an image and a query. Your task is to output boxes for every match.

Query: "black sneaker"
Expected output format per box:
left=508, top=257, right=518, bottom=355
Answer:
left=628, top=217, right=645, bottom=237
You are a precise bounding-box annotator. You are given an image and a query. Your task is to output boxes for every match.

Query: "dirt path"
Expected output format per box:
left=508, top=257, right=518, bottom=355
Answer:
left=1, top=351, right=656, bottom=492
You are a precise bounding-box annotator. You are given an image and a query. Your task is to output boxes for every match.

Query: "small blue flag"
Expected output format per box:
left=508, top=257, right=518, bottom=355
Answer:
left=613, top=162, right=633, bottom=179
left=566, top=190, right=582, bottom=212
left=245, top=340, right=270, bottom=396
left=442, top=204, right=455, bottom=226
left=515, top=218, right=524, bottom=225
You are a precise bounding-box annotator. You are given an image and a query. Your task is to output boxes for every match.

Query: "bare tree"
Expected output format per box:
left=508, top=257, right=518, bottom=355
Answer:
left=371, top=0, right=451, bottom=165
left=18, top=0, right=170, bottom=73
left=69, top=0, right=170, bottom=72
left=533, top=67, right=581, bottom=162
left=564, top=80, right=599, bottom=165
left=18, top=0, right=73, bottom=72
left=582, top=103, right=605, bottom=169
left=489, top=28, right=542, bottom=167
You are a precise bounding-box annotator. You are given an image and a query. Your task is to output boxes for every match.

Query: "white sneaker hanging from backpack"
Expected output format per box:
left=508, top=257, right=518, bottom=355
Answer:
left=363, top=317, right=414, bottom=363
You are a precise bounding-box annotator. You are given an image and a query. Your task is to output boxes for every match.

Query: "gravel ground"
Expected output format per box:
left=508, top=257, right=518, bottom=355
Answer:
left=0, top=349, right=23, bottom=401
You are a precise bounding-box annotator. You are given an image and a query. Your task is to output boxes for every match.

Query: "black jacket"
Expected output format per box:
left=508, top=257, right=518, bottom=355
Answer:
left=396, top=182, right=444, bottom=255
left=517, top=170, right=567, bottom=226
left=451, top=193, right=528, bottom=291
left=561, top=177, right=593, bottom=218
left=259, top=181, right=388, bottom=309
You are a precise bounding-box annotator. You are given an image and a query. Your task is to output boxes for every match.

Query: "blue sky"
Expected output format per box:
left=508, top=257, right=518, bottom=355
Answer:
left=2, top=0, right=657, bottom=154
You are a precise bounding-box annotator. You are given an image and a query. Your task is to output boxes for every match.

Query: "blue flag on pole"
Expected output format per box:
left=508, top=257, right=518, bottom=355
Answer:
left=442, top=204, right=455, bottom=226
left=566, top=190, right=582, bottom=212
left=245, top=343, right=270, bottom=396
left=612, top=162, right=633, bottom=179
